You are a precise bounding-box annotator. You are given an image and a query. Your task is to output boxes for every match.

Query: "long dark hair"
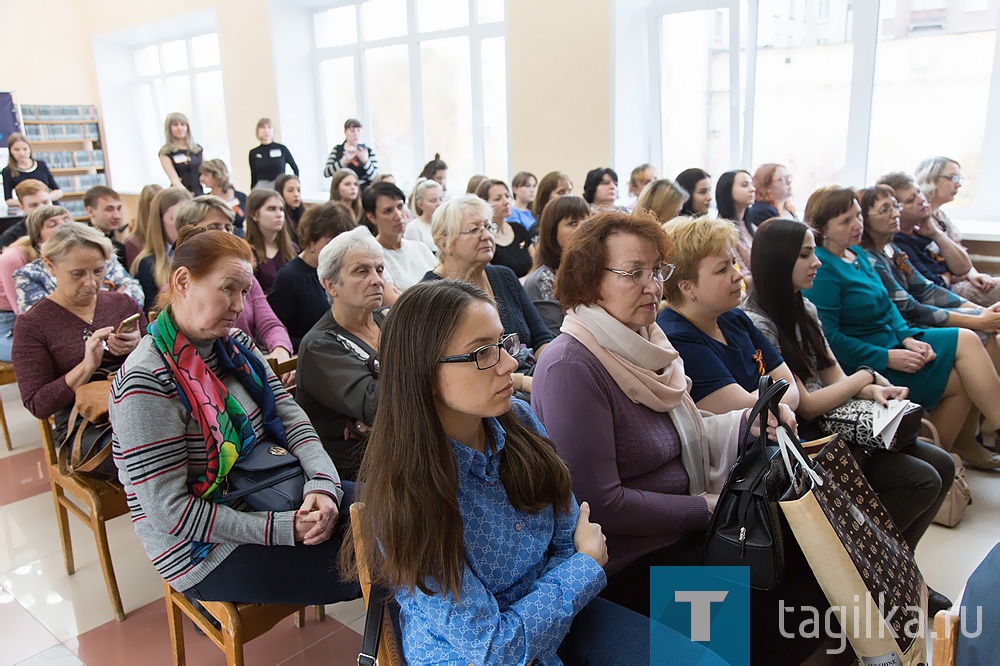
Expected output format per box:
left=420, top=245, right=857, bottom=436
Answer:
left=747, top=218, right=833, bottom=380
left=340, top=280, right=573, bottom=598
left=676, top=168, right=710, bottom=216
left=715, top=169, right=749, bottom=223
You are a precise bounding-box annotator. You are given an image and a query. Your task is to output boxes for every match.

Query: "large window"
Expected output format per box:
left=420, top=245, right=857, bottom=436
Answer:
left=131, top=33, right=231, bottom=185
left=647, top=0, right=1000, bottom=217
left=313, top=0, right=508, bottom=193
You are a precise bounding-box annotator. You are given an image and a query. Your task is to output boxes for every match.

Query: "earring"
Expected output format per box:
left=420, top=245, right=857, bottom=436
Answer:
left=691, top=295, right=698, bottom=303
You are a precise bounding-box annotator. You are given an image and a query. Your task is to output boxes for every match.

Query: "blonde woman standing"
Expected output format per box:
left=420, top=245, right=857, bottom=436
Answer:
left=158, top=112, right=204, bottom=195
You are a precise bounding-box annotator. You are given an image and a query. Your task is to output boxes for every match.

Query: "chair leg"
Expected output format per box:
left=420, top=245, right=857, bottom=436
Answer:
left=294, top=608, right=305, bottom=628
left=0, top=400, right=11, bottom=451
left=51, top=486, right=75, bottom=576
left=315, top=604, right=326, bottom=622
left=163, top=584, right=187, bottom=666
left=222, top=624, right=245, bottom=666
left=92, top=514, right=125, bottom=621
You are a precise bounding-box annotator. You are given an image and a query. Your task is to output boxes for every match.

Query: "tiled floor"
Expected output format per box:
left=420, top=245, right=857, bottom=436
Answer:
left=0, top=378, right=997, bottom=664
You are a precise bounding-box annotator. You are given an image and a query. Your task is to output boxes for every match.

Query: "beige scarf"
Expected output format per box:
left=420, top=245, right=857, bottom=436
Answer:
left=562, top=305, right=736, bottom=494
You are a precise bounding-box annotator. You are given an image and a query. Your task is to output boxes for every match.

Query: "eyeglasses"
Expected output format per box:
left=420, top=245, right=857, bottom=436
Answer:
left=772, top=174, right=793, bottom=184
left=938, top=174, right=964, bottom=185
left=200, top=221, right=235, bottom=233
left=875, top=202, right=903, bottom=216
left=459, top=222, right=498, bottom=238
left=604, top=264, right=676, bottom=286
left=438, top=333, right=520, bottom=370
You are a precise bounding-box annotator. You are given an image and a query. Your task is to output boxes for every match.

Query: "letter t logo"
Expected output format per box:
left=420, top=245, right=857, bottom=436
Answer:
left=675, top=590, right=729, bottom=641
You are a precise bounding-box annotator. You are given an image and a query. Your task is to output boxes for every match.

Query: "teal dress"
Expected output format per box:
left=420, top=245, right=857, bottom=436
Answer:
left=803, top=245, right=957, bottom=409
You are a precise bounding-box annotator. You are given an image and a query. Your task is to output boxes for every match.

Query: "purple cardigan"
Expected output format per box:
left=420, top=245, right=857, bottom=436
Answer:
left=236, top=277, right=292, bottom=354
left=531, top=334, right=711, bottom=575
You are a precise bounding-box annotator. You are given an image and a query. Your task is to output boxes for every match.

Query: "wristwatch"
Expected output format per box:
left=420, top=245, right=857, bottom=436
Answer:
left=858, top=366, right=878, bottom=384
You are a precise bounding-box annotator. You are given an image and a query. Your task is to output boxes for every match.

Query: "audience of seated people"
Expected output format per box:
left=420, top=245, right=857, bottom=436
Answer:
left=172, top=195, right=294, bottom=381
left=675, top=167, right=712, bottom=217
left=507, top=170, right=537, bottom=227
left=404, top=178, right=444, bottom=254
left=245, top=188, right=298, bottom=293
left=7, top=106, right=1000, bottom=663
left=802, top=185, right=1000, bottom=469
left=0, top=206, right=73, bottom=361
left=199, top=158, right=248, bottom=236
left=2, top=132, right=63, bottom=207
left=109, top=225, right=361, bottom=606
left=655, top=216, right=801, bottom=414
left=12, top=222, right=145, bottom=477
left=423, top=195, right=553, bottom=394
left=740, top=217, right=955, bottom=616
left=296, top=226, right=387, bottom=480
left=523, top=195, right=590, bottom=337
left=474, top=178, right=533, bottom=278
left=366, top=181, right=435, bottom=292
left=715, top=169, right=757, bottom=288
left=857, top=185, right=1000, bottom=347
left=130, top=188, right=191, bottom=312
left=269, top=201, right=358, bottom=351
left=123, top=184, right=164, bottom=270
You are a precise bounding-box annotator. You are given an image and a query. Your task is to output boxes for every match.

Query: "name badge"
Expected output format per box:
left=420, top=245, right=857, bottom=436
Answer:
left=172, top=153, right=190, bottom=164
left=269, top=148, right=282, bottom=158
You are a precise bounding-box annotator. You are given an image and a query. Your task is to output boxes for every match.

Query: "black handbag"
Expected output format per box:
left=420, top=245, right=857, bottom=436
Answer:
left=217, top=442, right=305, bottom=512
left=703, top=376, right=793, bottom=590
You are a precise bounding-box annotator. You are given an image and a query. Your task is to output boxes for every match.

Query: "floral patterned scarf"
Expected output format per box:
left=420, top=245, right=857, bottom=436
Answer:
left=149, top=307, right=285, bottom=500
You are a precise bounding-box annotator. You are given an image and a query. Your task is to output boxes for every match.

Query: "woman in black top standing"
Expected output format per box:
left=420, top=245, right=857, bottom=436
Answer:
left=2, top=133, right=63, bottom=207
left=476, top=178, right=532, bottom=278
left=248, top=118, right=299, bottom=190
left=157, top=112, right=203, bottom=196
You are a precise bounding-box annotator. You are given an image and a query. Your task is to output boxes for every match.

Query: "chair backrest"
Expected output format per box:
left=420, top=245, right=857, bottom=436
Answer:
left=267, top=355, right=298, bottom=377
left=350, top=503, right=406, bottom=665
left=37, top=418, right=59, bottom=468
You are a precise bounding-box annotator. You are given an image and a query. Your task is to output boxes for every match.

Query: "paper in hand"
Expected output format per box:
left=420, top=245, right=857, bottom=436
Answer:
left=871, top=399, right=914, bottom=448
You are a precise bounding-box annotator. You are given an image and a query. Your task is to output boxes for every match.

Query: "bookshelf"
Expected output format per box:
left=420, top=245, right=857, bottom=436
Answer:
left=20, top=104, right=109, bottom=221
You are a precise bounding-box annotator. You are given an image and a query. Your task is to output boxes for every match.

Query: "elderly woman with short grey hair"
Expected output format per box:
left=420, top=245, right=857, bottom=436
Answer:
left=13, top=222, right=145, bottom=473
left=295, top=226, right=388, bottom=480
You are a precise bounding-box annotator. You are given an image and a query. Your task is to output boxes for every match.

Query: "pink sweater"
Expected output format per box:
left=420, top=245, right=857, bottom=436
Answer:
left=0, top=245, right=29, bottom=311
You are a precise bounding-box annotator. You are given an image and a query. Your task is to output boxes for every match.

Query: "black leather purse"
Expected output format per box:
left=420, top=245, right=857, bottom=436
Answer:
left=217, top=443, right=305, bottom=512
left=703, top=376, right=793, bottom=590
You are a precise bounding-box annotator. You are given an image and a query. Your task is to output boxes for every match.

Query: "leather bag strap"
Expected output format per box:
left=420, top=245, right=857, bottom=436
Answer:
left=358, top=585, right=385, bottom=666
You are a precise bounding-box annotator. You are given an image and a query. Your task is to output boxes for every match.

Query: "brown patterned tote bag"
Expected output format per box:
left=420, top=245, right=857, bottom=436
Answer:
left=777, top=430, right=928, bottom=665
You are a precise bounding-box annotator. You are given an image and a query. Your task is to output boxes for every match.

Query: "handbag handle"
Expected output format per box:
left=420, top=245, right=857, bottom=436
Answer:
left=776, top=426, right=824, bottom=491
left=738, top=377, right=790, bottom=461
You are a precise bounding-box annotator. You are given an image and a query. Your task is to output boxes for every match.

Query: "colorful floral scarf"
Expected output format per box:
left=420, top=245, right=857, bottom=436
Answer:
left=149, top=307, right=286, bottom=501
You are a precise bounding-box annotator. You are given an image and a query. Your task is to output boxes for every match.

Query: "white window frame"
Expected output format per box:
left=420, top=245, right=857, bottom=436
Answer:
left=310, top=0, right=509, bottom=186
left=644, top=0, right=1000, bottom=220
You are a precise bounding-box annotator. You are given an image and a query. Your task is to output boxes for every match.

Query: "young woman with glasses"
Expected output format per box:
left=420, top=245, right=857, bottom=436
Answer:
left=747, top=163, right=796, bottom=229
left=342, top=279, right=722, bottom=665
left=422, top=196, right=554, bottom=395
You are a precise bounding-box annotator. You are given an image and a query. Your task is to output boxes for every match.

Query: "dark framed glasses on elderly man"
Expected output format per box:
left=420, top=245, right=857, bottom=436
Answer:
left=438, top=333, right=521, bottom=370
left=604, top=264, right=676, bottom=286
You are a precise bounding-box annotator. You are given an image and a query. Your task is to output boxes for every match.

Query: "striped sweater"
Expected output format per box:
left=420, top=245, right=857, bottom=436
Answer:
left=109, top=329, right=343, bottom=592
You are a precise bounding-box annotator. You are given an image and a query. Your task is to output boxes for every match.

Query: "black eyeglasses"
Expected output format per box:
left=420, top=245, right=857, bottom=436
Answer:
left=604, top=264, right=675, bottom=286
left=438, top=333, right=520, bottom=370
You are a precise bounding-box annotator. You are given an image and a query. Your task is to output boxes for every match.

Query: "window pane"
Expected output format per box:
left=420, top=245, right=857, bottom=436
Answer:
left=318, top=57, right=358, bottom=152
left=752, top=0, right=853, bottom=209
left=133, top=45, right=159, bottom=77
left=661, top=9, right=743, bottom=185
left=191, top=33, right=220, bottom=68
left=868, top=5, right=995, bottom=209
left=481, top=37, right=508, bottom=179
left=421, top=38, right=473, bottom=189
left=135, top=84, right=163, bottom=180
left=365, top=45, right=414, bottom=183
left=315, top=6, right=358, bottom=48
left=362, top=0, right=408, bottom=41
left=162, top=75, right=193, bottom=120
left=417, top=0, right=469, bottom=32
left=477, top=0, right=505, bottom=24
left=195, top=71, right=230, bottom=166
left=161, top=39, right=188, bottom=73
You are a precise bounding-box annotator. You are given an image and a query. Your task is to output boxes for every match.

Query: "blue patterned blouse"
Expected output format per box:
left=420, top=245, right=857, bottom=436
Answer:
left=396, top=400, right=605, bottom=665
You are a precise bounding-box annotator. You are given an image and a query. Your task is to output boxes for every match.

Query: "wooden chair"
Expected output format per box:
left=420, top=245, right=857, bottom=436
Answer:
left=37, top=417, right=128, bottom=620
left=932, top=585, right=964, bottom=666
left=0, top=362, right=16, bottom=451
left=350, top=503, right=406, bottom=665
left=162, top=583, right=325, bottom=666
left=267, top=355, right=298, bottom=396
